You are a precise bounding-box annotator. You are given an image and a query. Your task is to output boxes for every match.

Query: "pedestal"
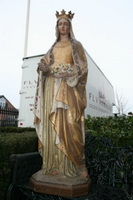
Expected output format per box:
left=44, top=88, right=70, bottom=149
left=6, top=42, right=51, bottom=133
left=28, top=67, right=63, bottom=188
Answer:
left=29, top=169, right=91, bottom=197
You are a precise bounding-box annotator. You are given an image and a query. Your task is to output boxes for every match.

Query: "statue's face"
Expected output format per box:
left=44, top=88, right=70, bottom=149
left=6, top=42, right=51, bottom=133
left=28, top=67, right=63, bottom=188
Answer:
left=58, top=18, right=70, bottom=36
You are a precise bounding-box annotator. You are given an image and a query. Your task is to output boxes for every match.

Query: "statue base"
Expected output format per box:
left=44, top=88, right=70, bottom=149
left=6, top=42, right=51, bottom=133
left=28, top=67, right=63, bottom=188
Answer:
left=29, top=169, right=91, bottom=197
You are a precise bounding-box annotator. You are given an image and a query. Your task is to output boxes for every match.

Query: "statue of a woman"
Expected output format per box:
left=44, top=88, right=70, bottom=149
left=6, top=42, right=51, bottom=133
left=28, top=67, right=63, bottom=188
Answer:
left=34, top=9, right=89, bottom=179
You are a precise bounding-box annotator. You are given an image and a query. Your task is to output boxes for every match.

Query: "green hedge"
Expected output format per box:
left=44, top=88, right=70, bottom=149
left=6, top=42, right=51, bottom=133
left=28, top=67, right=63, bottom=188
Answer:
left=85, top=116, right=133, bottom=147
left=0, top=127, right=35, bottom=133
left=0, top=116, right=133, bottom=199
left=0, top=130, right=37, bottom=200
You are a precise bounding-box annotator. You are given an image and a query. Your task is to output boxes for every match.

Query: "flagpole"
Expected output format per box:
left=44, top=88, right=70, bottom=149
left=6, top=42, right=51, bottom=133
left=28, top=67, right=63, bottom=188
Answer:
left=24, top=0, right=30, bottom=57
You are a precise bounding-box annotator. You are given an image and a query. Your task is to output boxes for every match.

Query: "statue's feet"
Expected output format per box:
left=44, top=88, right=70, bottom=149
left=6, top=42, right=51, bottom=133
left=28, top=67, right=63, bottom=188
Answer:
left=51, top=169, right=58, bottom=175
left=79, top=167, right=89, bottom=179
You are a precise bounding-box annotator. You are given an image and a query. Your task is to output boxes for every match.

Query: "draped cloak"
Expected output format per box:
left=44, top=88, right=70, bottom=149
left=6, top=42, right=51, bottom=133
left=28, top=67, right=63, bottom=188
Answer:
left=34, top=38, right=88, bottom=176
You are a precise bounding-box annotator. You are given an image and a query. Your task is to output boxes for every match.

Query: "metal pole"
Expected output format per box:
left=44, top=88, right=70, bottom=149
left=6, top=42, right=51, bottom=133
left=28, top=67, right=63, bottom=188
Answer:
left=24, top=0, right=30, bottom=57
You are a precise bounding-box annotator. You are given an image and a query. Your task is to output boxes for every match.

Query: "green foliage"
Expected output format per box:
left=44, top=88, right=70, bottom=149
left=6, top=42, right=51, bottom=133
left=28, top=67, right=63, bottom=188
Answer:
left=85, top=116, right=133, bottom=147
left=0, top=127, right=35, bottom=133
left=0, top=130, right=37, bottom=200
left=0, top=116, right=133, bottom=199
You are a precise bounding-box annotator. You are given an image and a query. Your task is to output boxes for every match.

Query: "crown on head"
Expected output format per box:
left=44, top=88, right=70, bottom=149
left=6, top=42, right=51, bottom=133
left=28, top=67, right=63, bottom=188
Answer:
left=55, top=9, right=74, bottom=20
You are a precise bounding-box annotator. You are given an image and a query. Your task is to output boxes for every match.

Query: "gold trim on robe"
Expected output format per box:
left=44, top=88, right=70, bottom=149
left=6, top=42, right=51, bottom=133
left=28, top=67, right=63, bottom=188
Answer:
left=34, top=39, right=88, bottom=177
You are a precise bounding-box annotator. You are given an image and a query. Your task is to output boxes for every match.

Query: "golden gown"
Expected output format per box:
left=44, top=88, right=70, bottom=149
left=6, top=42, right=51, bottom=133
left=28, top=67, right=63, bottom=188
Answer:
left=34, top=39, right=88, bottom=177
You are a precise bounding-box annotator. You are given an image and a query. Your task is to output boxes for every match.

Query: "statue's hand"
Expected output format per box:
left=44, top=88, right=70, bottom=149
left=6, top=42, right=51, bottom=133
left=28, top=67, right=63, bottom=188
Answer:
left=54, top=72, right=71, bottom=78
left=38, top=62, right=49, bottom=72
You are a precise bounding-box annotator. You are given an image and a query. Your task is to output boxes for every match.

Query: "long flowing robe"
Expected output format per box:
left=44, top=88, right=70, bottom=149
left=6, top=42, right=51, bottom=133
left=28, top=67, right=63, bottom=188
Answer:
left=34, top=38, right=88, bottom=177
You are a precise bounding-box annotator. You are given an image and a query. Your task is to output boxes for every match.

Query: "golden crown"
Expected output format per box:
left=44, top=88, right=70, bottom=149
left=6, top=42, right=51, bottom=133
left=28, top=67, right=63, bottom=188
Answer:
left=55, top=9, right=74, bottom=20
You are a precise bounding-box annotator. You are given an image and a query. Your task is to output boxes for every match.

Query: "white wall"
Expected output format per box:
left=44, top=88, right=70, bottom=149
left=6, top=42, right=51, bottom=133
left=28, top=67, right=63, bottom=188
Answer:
left=18, top=53, right=115, bottom=127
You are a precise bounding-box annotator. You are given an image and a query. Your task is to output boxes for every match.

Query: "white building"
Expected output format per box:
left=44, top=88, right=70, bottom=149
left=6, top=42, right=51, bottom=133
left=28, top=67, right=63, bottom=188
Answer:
left=18, top=52, right=115, bottom=127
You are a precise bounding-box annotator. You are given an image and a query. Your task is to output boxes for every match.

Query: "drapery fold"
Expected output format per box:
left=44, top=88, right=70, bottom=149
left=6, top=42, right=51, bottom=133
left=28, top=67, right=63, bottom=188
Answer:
left=34, top=39, right=88, bottom=176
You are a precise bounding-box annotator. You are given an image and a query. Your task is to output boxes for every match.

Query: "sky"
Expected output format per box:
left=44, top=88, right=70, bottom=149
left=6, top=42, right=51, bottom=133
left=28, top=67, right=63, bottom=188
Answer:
left=0, top=0, right=133, bottom=113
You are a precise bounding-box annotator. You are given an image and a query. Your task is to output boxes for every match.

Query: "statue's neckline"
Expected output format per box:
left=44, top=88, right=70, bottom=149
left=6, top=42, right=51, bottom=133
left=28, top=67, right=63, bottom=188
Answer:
left=55, top=40, right=71, bottom=48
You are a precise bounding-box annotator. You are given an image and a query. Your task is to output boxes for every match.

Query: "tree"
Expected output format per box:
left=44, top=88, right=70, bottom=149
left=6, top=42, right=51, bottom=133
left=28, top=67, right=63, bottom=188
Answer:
left=114, top=90, right=131, bottom=115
